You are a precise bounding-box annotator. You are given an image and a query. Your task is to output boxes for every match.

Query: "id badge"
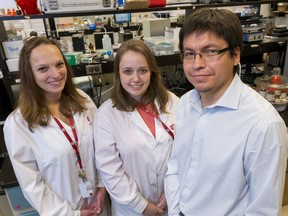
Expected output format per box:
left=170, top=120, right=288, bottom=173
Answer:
left=79, top=181, right=94, bottom=198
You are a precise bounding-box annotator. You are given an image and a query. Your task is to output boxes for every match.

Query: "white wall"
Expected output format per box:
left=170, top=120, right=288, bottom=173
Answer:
left=1, top=0, right=19, bottom=11
left=1, top=0, right=41, bottom=11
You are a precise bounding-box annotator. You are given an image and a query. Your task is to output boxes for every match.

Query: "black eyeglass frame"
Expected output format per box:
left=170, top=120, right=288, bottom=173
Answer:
left=180, top=47, right=230, bottom=62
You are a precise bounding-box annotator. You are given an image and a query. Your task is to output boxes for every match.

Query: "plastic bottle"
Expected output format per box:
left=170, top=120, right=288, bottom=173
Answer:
left=280, top=89, right=287, bottom=100
left=89, top=43, right=94, bottom=52
left=271, top=67, right=282, bottom=84
left=74, top=19, right=80, bottom=30
left=102, top=34, right=113, bottom=55
left=258, top=87, right=266, bottom=98
left=117, top=0, right=124, bottom=7
left=7, top=9, right=11, bottom=16
left=11, top=8, right=16, bottom=15
left=95, top=16, right=103, bottom=29
left=266, top=87, right=275, bottom=102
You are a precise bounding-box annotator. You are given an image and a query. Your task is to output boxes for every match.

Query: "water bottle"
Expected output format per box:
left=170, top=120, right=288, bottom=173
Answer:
left=102, top=34, right=113, bottom=55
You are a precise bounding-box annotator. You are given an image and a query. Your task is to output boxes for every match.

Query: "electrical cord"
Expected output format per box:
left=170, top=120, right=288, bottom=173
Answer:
left=97, top=75, right=103, bottom=106
left=90, top=70, right=104, bottom=107
left=238, top=62, right=242, bottom=79
left=164, top=65, right=190, bottom=97
left=87, top=75, right=95, bottom=99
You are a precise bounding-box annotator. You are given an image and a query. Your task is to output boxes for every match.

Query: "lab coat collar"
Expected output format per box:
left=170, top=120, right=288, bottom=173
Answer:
left=49, top=113, right=80, bottom=128
left=129, top=100, right=168, bottom=140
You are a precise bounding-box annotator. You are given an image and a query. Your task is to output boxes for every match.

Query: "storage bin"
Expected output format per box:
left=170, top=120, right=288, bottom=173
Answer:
left=6, top=58, right=19, bottom=72
left=64, top=52, right=82, bottom=65
left=149, top=0, right=166, bottom=7
left=144, top=36, right=174, bottom=56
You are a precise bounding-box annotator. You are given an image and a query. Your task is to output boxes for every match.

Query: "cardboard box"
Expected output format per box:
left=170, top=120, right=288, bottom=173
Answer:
left=64, top=52, right=82, bottom=65
left=2, top=40, right=23, bottom=59
left=6, top=58, right=19, bottom=72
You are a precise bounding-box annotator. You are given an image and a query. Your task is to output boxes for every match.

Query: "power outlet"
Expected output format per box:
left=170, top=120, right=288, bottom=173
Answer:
left=85, top=64, right=102, bottom=75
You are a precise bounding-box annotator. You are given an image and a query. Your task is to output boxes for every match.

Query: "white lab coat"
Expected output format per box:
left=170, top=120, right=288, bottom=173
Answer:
left=4, top=89, right=109, bottom=216
left=94, top=91, right=179, bottom=216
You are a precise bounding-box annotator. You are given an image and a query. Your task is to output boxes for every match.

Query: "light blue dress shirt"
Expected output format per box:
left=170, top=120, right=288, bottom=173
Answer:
left=165, top=74, right=288, bottom=216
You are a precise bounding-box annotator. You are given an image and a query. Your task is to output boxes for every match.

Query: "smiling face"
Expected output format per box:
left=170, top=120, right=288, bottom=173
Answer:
left=29, top=44, right=67, bottom=103
left=119, top=50, right=151, bottom=102
left=183, top=31, right=240, bottom=106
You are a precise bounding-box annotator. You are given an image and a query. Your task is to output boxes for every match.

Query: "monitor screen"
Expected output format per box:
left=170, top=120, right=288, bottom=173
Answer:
left=235, top=5, right=260, bottom=20
left=114, top=13, right=131, bottom=24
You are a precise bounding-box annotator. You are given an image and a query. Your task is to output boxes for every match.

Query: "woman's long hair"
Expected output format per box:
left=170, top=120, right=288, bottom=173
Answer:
left=111, top=39, right=169, bottom=113
left=18, top=37, right=88, bottom=130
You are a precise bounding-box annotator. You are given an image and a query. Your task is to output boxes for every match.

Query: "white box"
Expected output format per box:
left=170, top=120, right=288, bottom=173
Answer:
left=2, top=40, right=23, bottom=59
left=6, top=58, right=19, bottom=72
left=143, top=18, right=170, bottom=37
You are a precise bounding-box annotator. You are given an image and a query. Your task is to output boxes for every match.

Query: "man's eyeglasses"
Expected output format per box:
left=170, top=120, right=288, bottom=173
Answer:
left=180, top=47, right=230, bottom=62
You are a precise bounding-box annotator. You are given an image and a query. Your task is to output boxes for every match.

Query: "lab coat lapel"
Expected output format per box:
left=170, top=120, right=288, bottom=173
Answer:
left=155, top=112, right=169, bottom=140
left=154, top=101, right=168, bottom=140
left=129, top=110, right=154, bottom=138
left=71, top=113, right=81, bottom=143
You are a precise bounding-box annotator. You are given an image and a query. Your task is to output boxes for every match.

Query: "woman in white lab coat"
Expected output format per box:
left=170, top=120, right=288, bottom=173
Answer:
left=93, top=39, right=179, bottom=216
left=4, top=37, right=109, bottom=216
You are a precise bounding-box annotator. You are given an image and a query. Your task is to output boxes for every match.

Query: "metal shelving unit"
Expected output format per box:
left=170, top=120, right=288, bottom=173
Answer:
left=0, top=0, right=287, bottom=107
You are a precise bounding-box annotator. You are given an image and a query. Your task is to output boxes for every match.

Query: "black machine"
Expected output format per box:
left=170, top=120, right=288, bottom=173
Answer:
left=72, top=34, right=85, bottom=53
left=114, top=13, right=133, bottom=43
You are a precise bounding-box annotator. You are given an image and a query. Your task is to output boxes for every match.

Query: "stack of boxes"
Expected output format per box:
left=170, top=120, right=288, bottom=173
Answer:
left=3, top=39, right=23, bottom=73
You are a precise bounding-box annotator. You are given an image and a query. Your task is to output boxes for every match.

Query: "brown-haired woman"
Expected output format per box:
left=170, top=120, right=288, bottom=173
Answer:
left=93, top=39, right=179, bottom=216
left=4, top=37, right=109, bottom=216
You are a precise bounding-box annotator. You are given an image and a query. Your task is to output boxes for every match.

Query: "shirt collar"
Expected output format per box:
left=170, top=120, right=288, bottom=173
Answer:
left=188, top=74, right=243, bottom=110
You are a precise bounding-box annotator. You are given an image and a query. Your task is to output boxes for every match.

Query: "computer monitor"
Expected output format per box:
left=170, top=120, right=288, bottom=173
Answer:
left=93, top=32, right=114, bottom=49
left=114, top=13, right=131, bottom=25
left=235, top=5, right=260, bottom=20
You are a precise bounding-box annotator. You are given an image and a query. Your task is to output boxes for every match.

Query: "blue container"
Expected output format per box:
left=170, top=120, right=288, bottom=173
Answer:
left=118, top=0, right=124, bottom=7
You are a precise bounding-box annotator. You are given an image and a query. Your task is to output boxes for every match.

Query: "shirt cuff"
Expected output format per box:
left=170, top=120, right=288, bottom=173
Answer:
left=128, top=191, right=149, bottom=214
left=96, top=175, right=104, bottom=187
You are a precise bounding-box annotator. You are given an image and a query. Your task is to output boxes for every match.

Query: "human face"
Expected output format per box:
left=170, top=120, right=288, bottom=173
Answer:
left=119, top=50, right=151, bottom=102
left=182, top=32, right=240, bottom=106
left=30, top=44, right=67, bottom=103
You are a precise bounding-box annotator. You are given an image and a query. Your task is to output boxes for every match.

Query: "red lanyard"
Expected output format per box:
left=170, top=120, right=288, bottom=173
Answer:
left=54, top=116, right=83, bottom=169
left=137, top=103, right=174, bottom=140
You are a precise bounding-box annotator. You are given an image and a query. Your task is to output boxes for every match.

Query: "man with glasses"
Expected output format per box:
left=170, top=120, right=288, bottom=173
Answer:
left=165, top=8, right=288, bottom=216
